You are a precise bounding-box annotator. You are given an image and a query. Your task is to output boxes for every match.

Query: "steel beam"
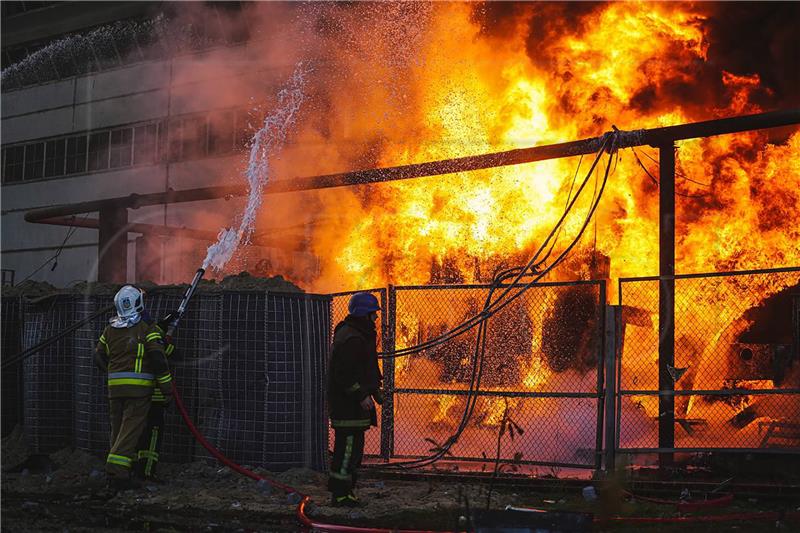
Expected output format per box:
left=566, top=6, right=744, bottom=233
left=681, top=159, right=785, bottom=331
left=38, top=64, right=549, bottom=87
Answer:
left=24, top=109, right=800, bottom=225
left=658, top=142, right=676, bottom=469
left=34, top=216, right=305, bottom=251
left=97, top=207, right=128, bottom=283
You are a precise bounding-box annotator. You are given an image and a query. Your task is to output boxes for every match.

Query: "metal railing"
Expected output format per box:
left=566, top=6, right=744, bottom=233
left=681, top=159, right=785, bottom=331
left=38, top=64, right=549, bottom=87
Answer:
left=329, top=281, right=607, bottom=470
left=617, top=266, right=800, bottom=455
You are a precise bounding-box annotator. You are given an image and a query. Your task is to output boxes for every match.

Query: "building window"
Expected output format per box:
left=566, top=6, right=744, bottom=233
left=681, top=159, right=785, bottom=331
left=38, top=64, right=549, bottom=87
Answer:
left=235, top=109, right=254, bottom=151
left=133, top=124, right=157, bottom=165
left=65, top=135, right=87, bottom=174
left=109, top=127, right=133, bottom=168
left=167, top=118, right=183, bottom=161
left=88, top=131, right=109, bottom=171
left=3, top=145, right=25, bottom=183
left=208, top=110, right=235, bottom=155
left=181, top=116, right=207, bottom=160
left=44, top=138, right=66, bottom=177
left=23, top=142, right=45, bottom=180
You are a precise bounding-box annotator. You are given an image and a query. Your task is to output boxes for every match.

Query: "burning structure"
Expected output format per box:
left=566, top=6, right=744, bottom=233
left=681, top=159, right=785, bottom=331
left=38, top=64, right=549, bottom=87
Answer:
left=3, top=2, right=800, bottom=472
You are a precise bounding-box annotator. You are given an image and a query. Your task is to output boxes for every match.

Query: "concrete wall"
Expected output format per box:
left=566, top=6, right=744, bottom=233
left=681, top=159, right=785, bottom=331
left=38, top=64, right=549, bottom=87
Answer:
left=1, top=42, right=300, bottom=287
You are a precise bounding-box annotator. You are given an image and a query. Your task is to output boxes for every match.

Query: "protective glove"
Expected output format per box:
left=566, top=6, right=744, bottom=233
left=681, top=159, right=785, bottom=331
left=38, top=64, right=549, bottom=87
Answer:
left=158, top=312, right=178, bottom=333
left=359, top=395, right=375, bottom=411
left=371, top=388, right=384, bottom=405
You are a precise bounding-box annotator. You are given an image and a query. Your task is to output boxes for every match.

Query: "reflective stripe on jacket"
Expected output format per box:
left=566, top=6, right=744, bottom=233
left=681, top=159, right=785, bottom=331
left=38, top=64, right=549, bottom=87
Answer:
left=96, top=320, right=172, bottom=399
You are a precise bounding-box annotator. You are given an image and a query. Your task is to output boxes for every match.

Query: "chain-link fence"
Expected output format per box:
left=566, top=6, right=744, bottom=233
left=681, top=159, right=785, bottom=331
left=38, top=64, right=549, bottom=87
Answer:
left=7, top=289, right=330, bottom=471
left=387, top=281, right=606, bottom=470
left=618, top=267, right=800, bottom=453
left=2, top=296, right=24, bottom=437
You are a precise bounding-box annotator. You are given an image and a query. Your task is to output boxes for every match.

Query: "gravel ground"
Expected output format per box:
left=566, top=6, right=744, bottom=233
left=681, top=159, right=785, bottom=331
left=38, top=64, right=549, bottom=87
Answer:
left=4, top=430, right=800, bottom=533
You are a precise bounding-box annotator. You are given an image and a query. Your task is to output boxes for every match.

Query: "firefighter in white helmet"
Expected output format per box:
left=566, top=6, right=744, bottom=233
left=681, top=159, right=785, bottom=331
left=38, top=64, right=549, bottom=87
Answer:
left=94, top=285, right=172, bottom=491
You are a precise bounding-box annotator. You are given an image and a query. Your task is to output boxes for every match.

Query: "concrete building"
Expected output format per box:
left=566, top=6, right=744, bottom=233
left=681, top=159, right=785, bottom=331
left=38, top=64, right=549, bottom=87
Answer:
left=2, top=1, right=314, bottom=287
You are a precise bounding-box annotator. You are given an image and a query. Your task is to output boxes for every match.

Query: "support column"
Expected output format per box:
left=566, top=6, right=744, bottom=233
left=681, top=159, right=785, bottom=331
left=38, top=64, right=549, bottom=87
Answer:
left=658, top=143, right=676, bottom=469
left=97, top=207, right=128, bottom=283
left=380, top=286, right=396, bottom=461
left=603, top=304, right=621, bottom=472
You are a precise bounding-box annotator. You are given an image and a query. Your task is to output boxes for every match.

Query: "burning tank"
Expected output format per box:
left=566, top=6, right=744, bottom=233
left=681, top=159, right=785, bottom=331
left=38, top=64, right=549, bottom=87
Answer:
left=540, top=252, right=608, bottom=374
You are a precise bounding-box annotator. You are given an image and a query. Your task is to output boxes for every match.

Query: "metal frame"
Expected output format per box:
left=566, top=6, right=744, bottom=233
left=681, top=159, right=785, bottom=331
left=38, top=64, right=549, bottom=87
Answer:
left=389, top=279, right=607, bottom=470
left=616, top=266, right=800, bottom=457
left=22, top=109, right=800, bottom=282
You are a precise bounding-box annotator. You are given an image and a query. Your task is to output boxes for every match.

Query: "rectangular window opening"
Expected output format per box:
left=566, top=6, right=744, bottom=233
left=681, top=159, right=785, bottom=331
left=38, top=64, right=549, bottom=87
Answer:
left=109, top=127, right=133, bottom=168
left=66, top=135, right=88, bottom=174
left=133, top=124, right=157, bottom=166
left=88, top=131, right=110, bottom=171
left=44, top=138, right=66, bottom=178
left=23, top=142, right=45, bottom=180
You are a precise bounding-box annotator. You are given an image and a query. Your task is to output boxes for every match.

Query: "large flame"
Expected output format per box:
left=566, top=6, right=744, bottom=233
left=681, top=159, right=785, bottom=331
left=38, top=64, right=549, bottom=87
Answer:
left=259, top=2, right=799, bottom=446
left=257, top=2, right=799, bottom=292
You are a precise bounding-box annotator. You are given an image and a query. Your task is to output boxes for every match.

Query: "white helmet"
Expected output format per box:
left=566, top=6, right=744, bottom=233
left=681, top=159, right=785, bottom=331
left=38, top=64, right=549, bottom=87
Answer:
left=111, top=285, right=144, bottom=328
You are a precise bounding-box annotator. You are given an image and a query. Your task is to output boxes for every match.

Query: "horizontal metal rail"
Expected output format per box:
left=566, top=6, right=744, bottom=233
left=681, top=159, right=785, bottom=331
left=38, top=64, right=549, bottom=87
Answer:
left=394, top=388, right=599, bottom=399
left=394, top=279, right=603, bottom=291
left=25, top=109, right=800, bottom=223
left=618, top=265, right=800, bottom=283
left=617, top=447, right=800, bottom=454
left=387, top=454, right=596, bottom=470
left=619, top=389, right=800, bottom=397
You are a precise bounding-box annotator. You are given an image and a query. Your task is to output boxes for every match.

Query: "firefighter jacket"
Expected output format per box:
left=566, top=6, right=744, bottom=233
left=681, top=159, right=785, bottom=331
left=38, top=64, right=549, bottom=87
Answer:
left=94, top=320, right=172, bottom=399
left=327, top=315, right=383, bottom=429
left=150, top=323, right=175, bottom=404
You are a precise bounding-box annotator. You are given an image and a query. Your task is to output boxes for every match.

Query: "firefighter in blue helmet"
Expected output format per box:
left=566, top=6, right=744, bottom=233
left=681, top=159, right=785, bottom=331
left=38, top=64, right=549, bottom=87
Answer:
left=327, top=292, right=383, bottom=507
left=94, top=286, right=173, bottom=491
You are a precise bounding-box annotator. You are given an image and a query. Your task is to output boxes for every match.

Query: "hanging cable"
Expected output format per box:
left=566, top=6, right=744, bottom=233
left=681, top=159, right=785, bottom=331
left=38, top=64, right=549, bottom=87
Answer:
left=631, top=146, right=710, bottom=198
left=378, top=138, right=618, bottom=469
left=380, top=131, right=617, bottom=361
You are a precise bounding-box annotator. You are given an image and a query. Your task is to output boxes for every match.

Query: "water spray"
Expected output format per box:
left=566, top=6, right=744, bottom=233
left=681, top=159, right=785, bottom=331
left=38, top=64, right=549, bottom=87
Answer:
left=166, top=65, right=308, bottom=335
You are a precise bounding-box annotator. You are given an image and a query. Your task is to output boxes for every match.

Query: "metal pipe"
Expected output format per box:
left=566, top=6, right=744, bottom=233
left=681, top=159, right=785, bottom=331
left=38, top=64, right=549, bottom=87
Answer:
left=98, top=206, right=128, bottom=283
left=658, top=142, right=676, bottom=469
left=34, top=216, right=306, bottom=250
left=24, top=185, right=247, bottom=223
left=24, top=109, right=800, bottom=225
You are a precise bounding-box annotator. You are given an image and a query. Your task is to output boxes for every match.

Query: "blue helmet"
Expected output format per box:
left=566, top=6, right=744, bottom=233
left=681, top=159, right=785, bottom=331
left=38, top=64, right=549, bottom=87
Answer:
left=348, top=292, right=381, bottom=317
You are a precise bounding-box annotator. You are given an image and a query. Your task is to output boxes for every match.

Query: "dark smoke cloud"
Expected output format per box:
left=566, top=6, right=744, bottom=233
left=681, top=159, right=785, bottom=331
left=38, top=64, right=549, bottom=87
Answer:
left=701, top=2, right=800, bottom=107
left=471, top=1, right=800, bottom=112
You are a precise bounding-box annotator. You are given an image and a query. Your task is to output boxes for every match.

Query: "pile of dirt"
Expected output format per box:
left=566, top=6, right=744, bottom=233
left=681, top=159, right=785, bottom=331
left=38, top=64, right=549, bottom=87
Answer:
left=0, top=280, right=59, bottom=299
left=0, top=272, right=305, bottom=300
left=1, top=425, right=29, bottom=470
left=217, top=272, right=303, bottom=293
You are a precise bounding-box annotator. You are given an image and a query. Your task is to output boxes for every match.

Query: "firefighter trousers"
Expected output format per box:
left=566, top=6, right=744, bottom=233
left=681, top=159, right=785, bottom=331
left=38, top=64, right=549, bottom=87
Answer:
left=135, top=401, right=165, bottom=479
left=107, top=396, right=151, bottom=479
left=328, top=428, right=366, bottom=497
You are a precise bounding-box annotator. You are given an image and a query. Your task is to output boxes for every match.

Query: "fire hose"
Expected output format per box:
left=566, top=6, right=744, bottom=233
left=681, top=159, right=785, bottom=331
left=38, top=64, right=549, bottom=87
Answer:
left=172, top=387, right=800, bottom=532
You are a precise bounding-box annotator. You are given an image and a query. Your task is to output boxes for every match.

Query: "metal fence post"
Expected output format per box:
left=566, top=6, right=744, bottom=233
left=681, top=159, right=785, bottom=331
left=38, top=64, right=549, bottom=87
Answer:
left=603, top=304, right=620, bottom=472
left=658, top=142, right=676, bottom=469
left=594, top=282, right=607, bottom=472
left=380, top=285, right=396, bottom=460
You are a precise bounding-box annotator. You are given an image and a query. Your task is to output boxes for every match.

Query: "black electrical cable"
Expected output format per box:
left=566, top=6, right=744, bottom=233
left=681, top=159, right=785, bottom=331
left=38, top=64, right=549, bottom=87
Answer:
left=632, top=146, right=710, bottom=198
left=379, top=132, right=616, bottom=361
left=638, top=146, right=711, bottom=187
left=15, top=214, right=88, bottom=285
left=378, top=140, right=617, bottom=469
left=1, top=305, right=115, bottom=370
left=1, top=287, right=173, bottom=370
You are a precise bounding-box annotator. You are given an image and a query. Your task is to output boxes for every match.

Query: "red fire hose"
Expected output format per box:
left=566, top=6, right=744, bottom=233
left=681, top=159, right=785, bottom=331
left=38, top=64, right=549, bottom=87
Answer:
left=172, top=382, right=443, bottom=533
left=172, top=382, right=800, bottom=531
left=622, top=490, right=735, bottom=512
